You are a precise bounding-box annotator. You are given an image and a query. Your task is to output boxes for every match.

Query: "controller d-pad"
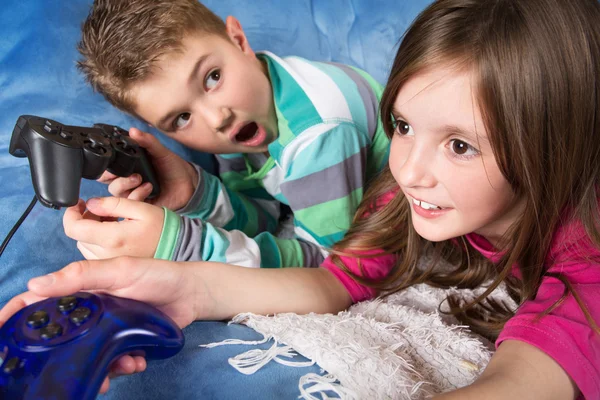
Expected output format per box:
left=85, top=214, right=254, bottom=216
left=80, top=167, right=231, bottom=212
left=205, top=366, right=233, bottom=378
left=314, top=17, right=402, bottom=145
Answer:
left=69, top=307, right=91, bottom=326
left=57, top=296, right=78, bottom=313
left=2, top=357, right=21, bottom=375
left=26, top=310, right=49, bottom=329
left=40, top=323, right=63, bottom=340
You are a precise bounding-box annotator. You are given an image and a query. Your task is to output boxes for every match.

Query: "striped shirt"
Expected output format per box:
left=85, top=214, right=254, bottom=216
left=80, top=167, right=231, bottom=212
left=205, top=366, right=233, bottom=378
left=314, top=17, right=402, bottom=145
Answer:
left=153, top=51, right=389, bottom=268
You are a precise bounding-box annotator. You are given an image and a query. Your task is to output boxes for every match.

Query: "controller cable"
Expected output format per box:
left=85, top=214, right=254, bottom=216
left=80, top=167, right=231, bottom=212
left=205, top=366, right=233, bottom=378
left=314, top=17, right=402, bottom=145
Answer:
left=0, top=195, right=37, bottom=258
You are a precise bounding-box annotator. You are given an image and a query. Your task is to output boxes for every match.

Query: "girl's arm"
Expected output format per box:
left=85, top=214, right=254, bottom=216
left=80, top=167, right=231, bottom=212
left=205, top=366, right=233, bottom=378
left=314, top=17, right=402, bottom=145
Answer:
left=434, top=340, right=578, bottom=400
left=0, top=257, right=353, bottom=327
left=195, top=260, right=354, bottom=319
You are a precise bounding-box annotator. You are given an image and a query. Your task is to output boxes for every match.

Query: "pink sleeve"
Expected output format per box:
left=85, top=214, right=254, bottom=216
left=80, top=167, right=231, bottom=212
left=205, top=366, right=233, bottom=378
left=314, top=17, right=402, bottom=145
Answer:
left=320, top=250, right=396, bottom=303
left=497, top=262, right=600, bottom=399
left=320, top=190, right=398, bottom=303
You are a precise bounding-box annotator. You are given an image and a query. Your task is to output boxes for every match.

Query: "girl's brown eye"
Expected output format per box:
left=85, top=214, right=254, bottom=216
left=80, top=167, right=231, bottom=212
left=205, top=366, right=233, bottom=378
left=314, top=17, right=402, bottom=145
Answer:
left=395, top=119, right=412, bottom=135
left=452, top=140, right=469, bottom=155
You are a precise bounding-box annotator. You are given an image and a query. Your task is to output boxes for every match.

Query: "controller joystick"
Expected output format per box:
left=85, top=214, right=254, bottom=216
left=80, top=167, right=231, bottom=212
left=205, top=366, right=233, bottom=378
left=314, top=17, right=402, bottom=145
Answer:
left=0, top=292, right=184, bottom=399
left=9, top=115, right=161, bottom=209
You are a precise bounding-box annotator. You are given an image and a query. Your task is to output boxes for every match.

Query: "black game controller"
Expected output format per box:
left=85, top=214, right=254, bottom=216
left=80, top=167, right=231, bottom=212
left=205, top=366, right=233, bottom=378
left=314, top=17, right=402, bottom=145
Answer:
left=9, top=115, right=160, bottom=209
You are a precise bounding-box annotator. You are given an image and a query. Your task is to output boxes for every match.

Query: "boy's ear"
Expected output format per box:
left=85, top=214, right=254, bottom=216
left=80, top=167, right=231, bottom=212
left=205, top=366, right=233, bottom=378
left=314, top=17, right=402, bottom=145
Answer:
left=225, top=16, right=254, bottom=56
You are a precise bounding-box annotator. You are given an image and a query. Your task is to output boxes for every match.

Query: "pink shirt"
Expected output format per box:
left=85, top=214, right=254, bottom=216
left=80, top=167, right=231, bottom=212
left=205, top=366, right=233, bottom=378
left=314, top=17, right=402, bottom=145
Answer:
left=321, top=192, right=600, bottom=399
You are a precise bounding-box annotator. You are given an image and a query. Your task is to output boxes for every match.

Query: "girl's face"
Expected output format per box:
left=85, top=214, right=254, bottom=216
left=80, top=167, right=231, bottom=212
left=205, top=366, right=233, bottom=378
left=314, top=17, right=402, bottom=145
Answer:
left=389, top=66, right=524, bottom=246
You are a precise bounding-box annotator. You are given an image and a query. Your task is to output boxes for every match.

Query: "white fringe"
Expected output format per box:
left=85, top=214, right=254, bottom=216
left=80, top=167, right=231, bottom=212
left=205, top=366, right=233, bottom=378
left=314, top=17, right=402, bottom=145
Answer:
left=298, top=373, right=358, bottom=400
left=201, top=282, right=514, bottom=399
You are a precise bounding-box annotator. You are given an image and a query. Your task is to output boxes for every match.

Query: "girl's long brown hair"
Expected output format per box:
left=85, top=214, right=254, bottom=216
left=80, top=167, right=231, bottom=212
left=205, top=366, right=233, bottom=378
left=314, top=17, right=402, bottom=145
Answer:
left=331, top=0, right=600, bottom=340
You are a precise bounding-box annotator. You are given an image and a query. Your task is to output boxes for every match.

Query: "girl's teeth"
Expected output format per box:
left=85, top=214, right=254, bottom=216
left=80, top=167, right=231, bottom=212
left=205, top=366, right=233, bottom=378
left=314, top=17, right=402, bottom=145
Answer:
left=412, top=198, right=441, bottom=210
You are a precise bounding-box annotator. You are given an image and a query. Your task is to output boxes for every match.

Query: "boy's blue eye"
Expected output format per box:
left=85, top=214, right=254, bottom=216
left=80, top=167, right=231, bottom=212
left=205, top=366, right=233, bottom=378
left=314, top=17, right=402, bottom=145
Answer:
left=174, top=113, right=191, bottom=129
left=204, top=69, right=221, bottom=90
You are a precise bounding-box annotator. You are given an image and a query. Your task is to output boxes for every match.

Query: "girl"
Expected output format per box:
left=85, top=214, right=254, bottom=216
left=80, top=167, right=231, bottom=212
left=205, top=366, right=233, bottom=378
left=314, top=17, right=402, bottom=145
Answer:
left=1, top=0, right=598, bottom=398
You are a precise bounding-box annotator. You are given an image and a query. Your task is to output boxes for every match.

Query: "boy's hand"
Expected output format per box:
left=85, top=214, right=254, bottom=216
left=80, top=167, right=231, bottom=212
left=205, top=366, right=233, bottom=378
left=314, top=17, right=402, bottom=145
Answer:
left=63, top=197, right=165, bottom=260
left=0, top=257, right=208, bottom=394
left=98, top=127, right=199, bottom=210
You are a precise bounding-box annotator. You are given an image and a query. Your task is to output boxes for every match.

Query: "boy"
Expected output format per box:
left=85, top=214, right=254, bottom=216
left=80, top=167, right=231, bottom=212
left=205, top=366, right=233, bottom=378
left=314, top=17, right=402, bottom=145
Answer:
left=65, top=0, right=389, bottom=268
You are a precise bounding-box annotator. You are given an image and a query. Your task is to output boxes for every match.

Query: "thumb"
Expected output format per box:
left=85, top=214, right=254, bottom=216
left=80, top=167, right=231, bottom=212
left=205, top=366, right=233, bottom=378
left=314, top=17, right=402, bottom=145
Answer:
left=85, top=196, right=159, bottom=221
left=128, top=127, right=170, bottom=159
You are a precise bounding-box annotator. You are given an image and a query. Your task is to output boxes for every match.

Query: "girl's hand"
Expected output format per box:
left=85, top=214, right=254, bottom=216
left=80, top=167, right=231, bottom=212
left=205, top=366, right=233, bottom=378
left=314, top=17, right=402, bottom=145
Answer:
left=62, top=197, right=164, bottom=260
left=97, top=127, right=199, bottom=210
left=0, top=257, right=212, bottom=394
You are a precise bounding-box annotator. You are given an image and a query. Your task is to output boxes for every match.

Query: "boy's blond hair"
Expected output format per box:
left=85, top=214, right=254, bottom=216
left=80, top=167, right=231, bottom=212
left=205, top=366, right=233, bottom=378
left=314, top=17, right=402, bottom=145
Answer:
left=77, top=0, right=228, bottom=113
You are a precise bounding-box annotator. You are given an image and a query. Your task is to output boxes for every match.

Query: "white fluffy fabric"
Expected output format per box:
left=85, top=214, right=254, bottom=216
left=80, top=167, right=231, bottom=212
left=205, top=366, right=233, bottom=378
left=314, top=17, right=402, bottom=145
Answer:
left=203, top=282, right=515, bottom=399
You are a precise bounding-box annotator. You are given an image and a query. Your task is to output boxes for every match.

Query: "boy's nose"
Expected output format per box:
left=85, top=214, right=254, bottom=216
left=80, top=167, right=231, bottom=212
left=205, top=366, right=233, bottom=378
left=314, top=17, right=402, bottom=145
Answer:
left=202, top=106, right=233, bottom=131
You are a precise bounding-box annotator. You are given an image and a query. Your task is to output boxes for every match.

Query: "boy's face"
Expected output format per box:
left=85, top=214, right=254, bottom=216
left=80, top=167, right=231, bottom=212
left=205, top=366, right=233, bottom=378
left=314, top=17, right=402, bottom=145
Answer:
left=388, top=66, right=524, bottom=247
left=131, top=17, right=278, bottom=154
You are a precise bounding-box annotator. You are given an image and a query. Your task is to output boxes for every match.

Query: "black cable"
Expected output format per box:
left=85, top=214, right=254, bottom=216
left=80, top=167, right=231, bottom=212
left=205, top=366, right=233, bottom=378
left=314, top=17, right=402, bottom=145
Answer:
left=0, top=195, right=37, bottom=258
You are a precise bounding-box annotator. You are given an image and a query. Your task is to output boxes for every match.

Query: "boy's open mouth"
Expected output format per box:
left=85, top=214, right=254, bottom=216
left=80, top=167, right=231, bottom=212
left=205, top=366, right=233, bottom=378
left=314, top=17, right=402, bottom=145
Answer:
left=234, top=122, right=259, bottom=143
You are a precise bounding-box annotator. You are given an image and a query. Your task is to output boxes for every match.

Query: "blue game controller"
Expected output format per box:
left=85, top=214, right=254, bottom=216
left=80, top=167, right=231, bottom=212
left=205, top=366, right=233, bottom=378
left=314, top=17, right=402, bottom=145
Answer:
left=0, top=292, right=185, bottom=399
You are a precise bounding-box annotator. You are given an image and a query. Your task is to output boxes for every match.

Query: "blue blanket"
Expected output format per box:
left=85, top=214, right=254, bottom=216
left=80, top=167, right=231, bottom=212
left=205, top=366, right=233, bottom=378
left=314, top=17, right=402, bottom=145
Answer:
left=0, top=1, right=432, bottom=398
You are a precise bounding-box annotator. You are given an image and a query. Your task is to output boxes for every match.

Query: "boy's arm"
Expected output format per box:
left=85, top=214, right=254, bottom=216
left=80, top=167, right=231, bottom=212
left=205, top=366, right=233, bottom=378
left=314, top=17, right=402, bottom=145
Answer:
left=177, top=163, right=280, bottom=236
left=433, top=340, right=578, bottom=399
left=155, top=210, right=326, bottom=268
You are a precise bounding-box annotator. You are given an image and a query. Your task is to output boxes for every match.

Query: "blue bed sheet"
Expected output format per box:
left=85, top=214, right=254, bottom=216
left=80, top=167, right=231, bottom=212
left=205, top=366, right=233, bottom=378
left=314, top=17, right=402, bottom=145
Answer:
left=0, top=1, right=433, bottom=398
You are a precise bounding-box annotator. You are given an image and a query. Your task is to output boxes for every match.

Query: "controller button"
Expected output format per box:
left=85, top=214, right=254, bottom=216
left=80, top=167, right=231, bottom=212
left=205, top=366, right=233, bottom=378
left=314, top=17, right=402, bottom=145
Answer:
left=26, top=310, right=49, bottom=329
left=2, top=357, right=20, bottom=375
left=57, top=296, right=78, bottom=313
left=43, top=123, right=59, bottom=135
left=60, top=130, right=73, bottom=140
left=84, top=140, right=108, bottom=155
left=40, top=322, right=63, bottom=340
left=69, top=307, right=92, bottom=326
left=117, top=138, right=137, bottom=155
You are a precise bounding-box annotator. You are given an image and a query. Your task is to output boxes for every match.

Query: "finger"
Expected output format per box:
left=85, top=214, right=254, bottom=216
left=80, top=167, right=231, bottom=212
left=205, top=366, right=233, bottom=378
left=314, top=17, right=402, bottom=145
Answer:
left=77, top=241, right=100, bottom=260
left=108, top=175, right=142, bottom=198
left=82, top=208, right=115, bottom=223
left=109, top=355, right=137, bottom=376
left=129, top=128, right=170, bottom=159
left=127, top=182, right=153, bottom=202
left=0, top=291, right=48, bottom=326
left=63, top=203, right=120, bottom=244
left=108, top=356, right=147, bottom=379
left=97, top=170, right=118, bottom=184
left=85, top=196, right=160, bottom=221
left=99, top=376, right=110, bottom=394
left=27, top=258, right=143, bottom=297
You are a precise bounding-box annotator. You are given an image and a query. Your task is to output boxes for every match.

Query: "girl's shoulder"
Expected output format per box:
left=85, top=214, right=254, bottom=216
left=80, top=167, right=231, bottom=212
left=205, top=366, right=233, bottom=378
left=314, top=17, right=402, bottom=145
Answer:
left=546, top=216, right=600, bottom=275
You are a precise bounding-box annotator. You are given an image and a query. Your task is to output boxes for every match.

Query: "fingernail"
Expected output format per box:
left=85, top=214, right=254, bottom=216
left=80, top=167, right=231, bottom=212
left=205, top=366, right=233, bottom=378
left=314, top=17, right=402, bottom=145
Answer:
left=87, top=198, right=101, bottom=207
left=30, top=274, right=55, bottom=287
left=130, top=174, right=141, bottom=183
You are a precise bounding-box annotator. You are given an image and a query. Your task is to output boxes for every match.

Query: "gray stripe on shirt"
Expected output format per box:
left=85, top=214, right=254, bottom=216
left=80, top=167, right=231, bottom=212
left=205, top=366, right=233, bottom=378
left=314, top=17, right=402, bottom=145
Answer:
left=216, top=155, right=247, bottom=173
left=176, top=163, right=205, bottom=215
left=171, top=216, right=204, bottom=261
left=328, top=62, right=378, bottom=140
left=298, top=239, right=326, bottom=267
left=280, top=148, right=366, bottom=211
